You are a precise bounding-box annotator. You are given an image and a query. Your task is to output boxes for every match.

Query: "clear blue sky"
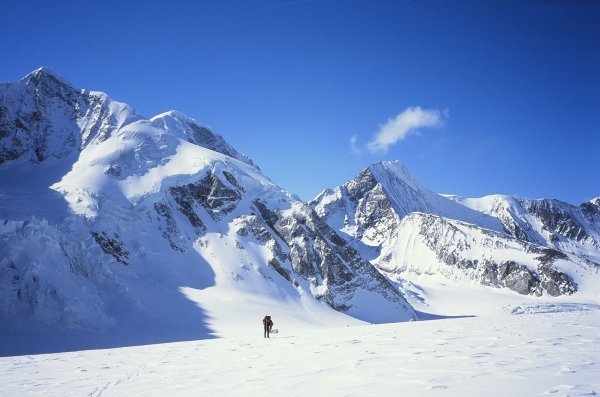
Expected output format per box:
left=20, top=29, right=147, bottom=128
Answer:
left=2, top=0, right=599, bottom=204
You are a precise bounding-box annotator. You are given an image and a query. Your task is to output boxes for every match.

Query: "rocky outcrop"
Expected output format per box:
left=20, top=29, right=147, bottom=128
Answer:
left=522, top=199, right=589, bottom=241
left=170, top=171, right=242, bottom=222
left=480, top=260, right=540, bottom=295
left=538, top=264, right=577, bottom=296
left=153, top=202, right=187, bottom=252
left=581, top=198, right=600, bottom=219
left=234, top=214, right=292, bottom=283
left=249, top=200, right=415, bottom=315
left=91, top=231, right=129, bottom=265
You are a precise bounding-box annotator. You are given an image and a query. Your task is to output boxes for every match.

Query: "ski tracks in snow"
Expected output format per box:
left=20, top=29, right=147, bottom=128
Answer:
left=86, top=363, right=146, bottom=397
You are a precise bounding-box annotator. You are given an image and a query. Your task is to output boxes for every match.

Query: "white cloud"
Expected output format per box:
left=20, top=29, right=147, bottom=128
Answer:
left=367, top=107, right=446, bottom=153
left=350, top=134, right=361, bottom=155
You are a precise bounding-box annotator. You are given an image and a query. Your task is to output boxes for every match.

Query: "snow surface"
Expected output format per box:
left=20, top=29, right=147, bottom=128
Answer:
left=2, top=308, right=599, bottom=397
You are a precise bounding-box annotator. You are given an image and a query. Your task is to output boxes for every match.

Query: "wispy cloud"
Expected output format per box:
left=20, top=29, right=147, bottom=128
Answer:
left=367, top=107, right=446, bottom=154
left=350, top=134, right=362, bottom=156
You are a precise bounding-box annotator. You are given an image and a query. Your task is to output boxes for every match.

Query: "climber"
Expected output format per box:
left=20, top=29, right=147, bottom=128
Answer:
left=262, top=315, right=273, bottom=338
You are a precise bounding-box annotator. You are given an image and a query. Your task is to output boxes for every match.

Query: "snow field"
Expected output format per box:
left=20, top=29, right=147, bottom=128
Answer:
left=2, top=309, right=599, bottom=397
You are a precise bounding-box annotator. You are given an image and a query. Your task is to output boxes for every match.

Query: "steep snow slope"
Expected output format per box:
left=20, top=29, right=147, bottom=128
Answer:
left=448, top=194, right=600, bottom=263
left=150, top=110, right=257, bottom=169
left=0, top=67, right=139, bottom=222
left=0, top=70, right=416, bottom=355
left=379, top=213, right=600, bottom=307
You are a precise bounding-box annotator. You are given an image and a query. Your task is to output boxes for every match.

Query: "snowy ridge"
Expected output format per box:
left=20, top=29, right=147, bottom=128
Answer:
left=0, top=68, right=140, bottom=165
left=311, top=160, right=503, bottom=248
left=378, top=212, right=597, bottom=297
left=450, top=194, right=600, bottom=263
left=150, top=110, right=257, bottom=169
left=369, top=161, right=503, bottom=231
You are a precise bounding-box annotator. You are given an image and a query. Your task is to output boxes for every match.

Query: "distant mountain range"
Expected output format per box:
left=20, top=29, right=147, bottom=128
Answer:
left=1, top=68, right=598, bottom=354
left=311, top=161, right=599, bottom=303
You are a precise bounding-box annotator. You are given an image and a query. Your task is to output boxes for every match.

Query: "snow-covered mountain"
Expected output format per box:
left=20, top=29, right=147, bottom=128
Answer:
left=311, top=161, right=503, bottom=248
left=0, top=69, right=416, bottom=355
left=447, top=194, right=600, bottom=264
left=380, top=213, right=580, bottom=296
left=0, top=67, right=139, bottom=164
left=149, top=110, right=258, bottom=169
left=310, top=161, right=600, bottom=306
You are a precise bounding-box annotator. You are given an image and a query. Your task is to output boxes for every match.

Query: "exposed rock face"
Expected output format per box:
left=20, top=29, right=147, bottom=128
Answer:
left=345, top=168, right=400, bottom=243
left=480, top=260, right=537, bottom=294
left=581, top=199, right=600, bottom=222
left=234, top=214, right=292, bottom=282
left=538, top=264, right=577, bottom=296
left=153, top=202, right=187, bottom=252
left=522, top=199, right=590, bottom=242
left=170, top=171, right=242, bottom=222
left=91, top=231, right=130, bottom=265
left=479, top=259, right=576, bottom=297
left=250, top=200, right=412, bottom=314
left=311, top=161, right=503, bottom=248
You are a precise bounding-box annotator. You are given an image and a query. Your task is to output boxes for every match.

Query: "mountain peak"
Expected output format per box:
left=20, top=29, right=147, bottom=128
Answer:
left=24, top=66, right=72, bottom=87
left=151, top=110, right=198, bottom=124
left=368, top=160, right=423, bottom=194
left=150, top=110, right=257, bottom=169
